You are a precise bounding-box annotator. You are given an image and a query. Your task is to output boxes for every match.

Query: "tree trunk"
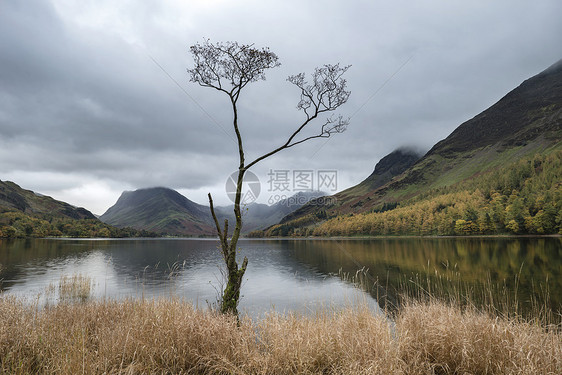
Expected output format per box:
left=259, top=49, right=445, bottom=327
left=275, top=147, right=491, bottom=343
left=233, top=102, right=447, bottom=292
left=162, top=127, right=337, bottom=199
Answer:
left=208, top=168, right=248, bottom=316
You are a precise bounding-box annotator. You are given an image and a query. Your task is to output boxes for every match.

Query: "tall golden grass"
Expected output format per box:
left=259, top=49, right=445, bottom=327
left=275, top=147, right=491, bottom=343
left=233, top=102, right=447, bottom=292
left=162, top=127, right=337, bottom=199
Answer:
left=46, top=274, right=94, bottom=303
left=0, top=293, right=560, bottom=374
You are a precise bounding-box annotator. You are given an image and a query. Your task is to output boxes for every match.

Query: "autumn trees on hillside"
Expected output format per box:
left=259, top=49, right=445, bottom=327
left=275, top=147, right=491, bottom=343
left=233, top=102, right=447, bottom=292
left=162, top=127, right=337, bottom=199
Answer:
left=266, top=151, right=562, bottom=237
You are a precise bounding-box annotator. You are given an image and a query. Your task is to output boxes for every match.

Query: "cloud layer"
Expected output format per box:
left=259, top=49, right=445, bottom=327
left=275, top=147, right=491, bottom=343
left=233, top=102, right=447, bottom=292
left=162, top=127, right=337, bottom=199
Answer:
left=1, top=0, right=561, bottom=214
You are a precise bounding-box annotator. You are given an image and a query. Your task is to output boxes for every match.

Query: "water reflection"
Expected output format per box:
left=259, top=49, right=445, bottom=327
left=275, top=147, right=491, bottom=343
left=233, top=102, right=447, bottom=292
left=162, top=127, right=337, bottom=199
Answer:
left=276, top=237, right=562, bottom=312
left=0, top=238, right=378, bottom=317
left=1, top=237, right=559, bottom=316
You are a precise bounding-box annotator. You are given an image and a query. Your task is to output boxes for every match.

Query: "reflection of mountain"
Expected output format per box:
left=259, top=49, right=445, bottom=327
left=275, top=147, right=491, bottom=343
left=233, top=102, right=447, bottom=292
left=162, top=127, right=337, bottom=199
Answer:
left=0, top=238, right=380, bottom=315
left=0, top=239, right=99, bottom=290
left=0, top=239, right=220, bottom=292
left=2, top=238, right=559, bottom=317
left=99, top=239, right=218, bottom=279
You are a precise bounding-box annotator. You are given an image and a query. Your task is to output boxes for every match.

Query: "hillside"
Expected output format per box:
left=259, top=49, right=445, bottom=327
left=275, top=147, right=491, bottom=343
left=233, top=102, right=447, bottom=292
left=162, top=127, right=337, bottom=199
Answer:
left=0, top=180, right=95, bottom=220
left=266, top=59, right=562, bottom=236
left=0, top=180, right=144, bottom=238
left=280, top=148, right=422, bottom=225
left=350, top=148, right=423, bottom=194
left=100, top=187, right=215, bottom=236
left=339, top=58, right=561, bottom=212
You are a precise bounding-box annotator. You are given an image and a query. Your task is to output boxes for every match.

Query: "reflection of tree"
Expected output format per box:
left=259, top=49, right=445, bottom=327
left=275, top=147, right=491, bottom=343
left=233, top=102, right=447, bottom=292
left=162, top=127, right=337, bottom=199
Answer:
left=0, top=239, right=98, bottom=290
left=284, top=238, right=562, bottom=314
left=1, top=238, right=560, bottom=317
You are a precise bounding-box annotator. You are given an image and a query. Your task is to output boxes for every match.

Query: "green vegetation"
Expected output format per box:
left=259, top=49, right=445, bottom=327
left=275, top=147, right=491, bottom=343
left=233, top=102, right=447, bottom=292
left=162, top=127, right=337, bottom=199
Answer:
left=273, top=60, right=562, bottom=235
left=0, top=210, right=157, bottom=238
left=265, top=150, right=562, bottom=237
left=0, top=180, right=156, bottom=238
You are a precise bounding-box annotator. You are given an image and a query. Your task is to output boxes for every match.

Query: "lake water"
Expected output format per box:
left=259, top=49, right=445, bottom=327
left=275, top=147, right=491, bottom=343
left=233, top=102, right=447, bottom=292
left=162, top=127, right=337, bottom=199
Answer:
left=0, top=237, right=560, bottom=317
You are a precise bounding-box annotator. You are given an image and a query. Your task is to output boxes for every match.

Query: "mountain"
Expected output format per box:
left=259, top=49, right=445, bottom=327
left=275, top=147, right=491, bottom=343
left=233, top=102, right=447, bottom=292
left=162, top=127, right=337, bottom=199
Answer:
left=269, top=59, right=562, bottom=235
left=0, top=180, right=139, bottom=238
left=344, top=148, right=423, bottom=196
left=340, top=59, right=561, bottom=212
left=279, top=148, right=422, bottom=225
left=100, top=187, right=215, bottom=236
left=0, top=180, right=95, bottom=219
left=217, top=191, right=326, bottom=232
left=100, top=187, right=324, bottom=236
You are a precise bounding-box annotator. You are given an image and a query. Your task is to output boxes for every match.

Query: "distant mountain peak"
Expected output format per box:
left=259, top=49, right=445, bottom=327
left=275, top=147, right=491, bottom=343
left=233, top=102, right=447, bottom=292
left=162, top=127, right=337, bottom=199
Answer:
left=100, top=187, right=319, bottom=236
left=539, top=58, right=562, bottom=76
left=346, top=147, right=423, bottom=194
left=371, top=148, right=424, bottom=177
left=100, top=186, right=215, bottom=236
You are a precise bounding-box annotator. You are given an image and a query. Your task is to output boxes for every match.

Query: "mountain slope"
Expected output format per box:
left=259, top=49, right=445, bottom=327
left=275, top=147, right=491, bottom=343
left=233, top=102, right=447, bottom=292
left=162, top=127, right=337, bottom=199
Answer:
left=271, top=59, right=562, bottom=234
left=0, top=180, right=141, bottom=238
left=340, top=58, right=562, bottom=212
left=309, top=149, right=562, bottom=236
left=100, top=187, right=215, bottom=236
left=280, top=148, right=422, bottom=225
left=345, top=148, right=422, bottom=196
left=0, top=180, right=95, bottom=219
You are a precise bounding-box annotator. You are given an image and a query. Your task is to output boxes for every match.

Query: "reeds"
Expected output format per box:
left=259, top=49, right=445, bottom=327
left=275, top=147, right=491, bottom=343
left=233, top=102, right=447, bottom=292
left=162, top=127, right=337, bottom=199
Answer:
left=58, top=274, right=94, bottom=303
left=339, top=264, right=559, bottom=325
left=45, top=273, right=94, bottom=303
left=396, top=265, right=559, bottom=326
left=0, top=294, right=559, bottom=374
left=397, top=300, right=561, bottom=374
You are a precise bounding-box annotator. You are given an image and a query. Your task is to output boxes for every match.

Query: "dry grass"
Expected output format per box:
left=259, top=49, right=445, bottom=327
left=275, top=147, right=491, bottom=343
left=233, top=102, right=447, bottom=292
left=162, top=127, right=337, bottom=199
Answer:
left=55, top=274, right=94, bottom=303
left=397, top=300, right=561, bottom=374
left=0, top=295, right=560, bottom=374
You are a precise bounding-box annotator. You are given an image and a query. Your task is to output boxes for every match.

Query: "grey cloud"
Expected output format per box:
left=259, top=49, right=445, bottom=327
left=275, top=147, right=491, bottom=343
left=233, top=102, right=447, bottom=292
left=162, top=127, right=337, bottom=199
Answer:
left=0, top=0, right=561, bottom=212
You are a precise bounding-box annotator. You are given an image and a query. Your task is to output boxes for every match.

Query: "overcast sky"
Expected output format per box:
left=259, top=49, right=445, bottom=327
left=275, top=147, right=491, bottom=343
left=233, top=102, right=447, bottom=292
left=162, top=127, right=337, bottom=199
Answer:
left=1, top=0, right=561, bottom=215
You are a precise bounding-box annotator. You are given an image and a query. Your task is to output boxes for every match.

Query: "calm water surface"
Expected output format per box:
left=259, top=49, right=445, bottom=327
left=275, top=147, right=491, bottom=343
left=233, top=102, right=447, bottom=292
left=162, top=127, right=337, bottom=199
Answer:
left=0, top=237, right=560, bottom=316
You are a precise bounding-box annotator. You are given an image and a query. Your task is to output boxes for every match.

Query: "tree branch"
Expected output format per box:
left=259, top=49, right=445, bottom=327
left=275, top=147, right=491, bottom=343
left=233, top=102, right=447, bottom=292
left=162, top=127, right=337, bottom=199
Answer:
left=188, top=41, right=351, bottom=316
left=208, top=193, right=228, bottom=260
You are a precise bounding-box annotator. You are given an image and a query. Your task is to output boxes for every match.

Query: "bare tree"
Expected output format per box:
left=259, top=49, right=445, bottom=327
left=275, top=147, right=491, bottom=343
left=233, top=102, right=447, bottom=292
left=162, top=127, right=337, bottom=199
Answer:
left=187, top=40, right=350, bottom=315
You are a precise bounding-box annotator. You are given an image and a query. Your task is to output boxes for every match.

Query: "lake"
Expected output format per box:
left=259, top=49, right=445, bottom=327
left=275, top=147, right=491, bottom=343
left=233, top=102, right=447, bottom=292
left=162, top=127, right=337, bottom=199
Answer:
left=0, top=237, right=560, bottom=317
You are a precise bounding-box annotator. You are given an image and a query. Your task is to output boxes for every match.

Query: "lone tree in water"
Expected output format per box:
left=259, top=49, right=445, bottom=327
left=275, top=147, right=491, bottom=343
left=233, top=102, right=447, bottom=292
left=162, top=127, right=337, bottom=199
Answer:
left=187, top=40, right=350, bottom=315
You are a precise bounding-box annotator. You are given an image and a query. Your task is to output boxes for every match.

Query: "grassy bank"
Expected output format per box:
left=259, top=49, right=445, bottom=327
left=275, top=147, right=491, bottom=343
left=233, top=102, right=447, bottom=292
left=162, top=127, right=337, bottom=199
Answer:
left=0, top=295, right=560, bottom=374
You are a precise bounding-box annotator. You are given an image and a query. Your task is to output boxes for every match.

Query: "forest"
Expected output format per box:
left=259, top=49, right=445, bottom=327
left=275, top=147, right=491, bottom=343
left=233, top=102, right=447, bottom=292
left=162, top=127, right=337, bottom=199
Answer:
left=263, top=150, right=562, bottom=237
left=0, top=210, right=155, bottom=238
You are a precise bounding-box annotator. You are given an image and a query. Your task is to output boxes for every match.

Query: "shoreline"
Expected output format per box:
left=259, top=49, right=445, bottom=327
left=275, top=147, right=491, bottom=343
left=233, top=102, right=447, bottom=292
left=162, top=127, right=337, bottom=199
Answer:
left=2, top=233, right=559, bottom=241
